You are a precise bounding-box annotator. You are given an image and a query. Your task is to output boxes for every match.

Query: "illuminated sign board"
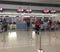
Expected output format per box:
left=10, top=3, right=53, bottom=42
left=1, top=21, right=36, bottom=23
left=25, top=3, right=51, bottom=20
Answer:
left=17, top=8, right=24, bottom=13
left=43, top=10, right=49, bottom=13
left=0, top=8, right=3, bottom=12
left=50, top=10, right=56, bottom=13
left=25, top=8, right=32, bottom=13
left=43, top=9, right=56, bottom=13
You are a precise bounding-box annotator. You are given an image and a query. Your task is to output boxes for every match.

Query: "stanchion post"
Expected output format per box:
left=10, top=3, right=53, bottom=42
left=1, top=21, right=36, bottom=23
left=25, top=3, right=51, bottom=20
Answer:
left=37, top=31, right=44, bottom=52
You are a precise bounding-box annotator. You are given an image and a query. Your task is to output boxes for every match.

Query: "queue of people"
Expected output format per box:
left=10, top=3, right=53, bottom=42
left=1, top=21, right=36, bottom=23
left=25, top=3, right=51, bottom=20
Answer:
left=32, top=18, right=60, bottom=34
left=0, top=17, right=60, bottom=34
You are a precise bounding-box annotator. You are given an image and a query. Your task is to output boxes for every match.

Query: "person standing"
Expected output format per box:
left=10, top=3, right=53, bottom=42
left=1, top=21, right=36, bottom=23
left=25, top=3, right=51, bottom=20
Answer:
left=56, top=20, right=60, bottom=30
left=26, top=18, right=30, bottom=31
left=0, top=19, right=3, bottom=32
left=48, top=20, right=52, bottom=31
left=40, top=20, right=44, bottom=31
left=2, top=18, right=8, bottom=32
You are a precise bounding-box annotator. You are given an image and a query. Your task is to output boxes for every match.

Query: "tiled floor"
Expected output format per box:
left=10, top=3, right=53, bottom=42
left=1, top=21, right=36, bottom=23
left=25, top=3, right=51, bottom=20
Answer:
left=0, top=30, right=60, bottom=52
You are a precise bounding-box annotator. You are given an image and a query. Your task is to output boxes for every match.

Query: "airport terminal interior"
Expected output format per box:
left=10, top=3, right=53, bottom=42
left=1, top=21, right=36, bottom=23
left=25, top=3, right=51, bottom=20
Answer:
left=0, top=0, right=60, bottom=52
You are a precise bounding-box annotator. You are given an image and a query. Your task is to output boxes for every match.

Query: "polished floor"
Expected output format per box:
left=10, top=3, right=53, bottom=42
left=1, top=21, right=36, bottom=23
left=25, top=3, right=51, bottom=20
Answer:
left=0, top=30, right=60, bottom=52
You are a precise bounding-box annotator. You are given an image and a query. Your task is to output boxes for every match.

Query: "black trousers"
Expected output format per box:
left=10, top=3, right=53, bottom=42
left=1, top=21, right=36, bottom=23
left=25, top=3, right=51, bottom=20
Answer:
left=35, top=25, right=40, bottom=32
left=27, top=23, right=30, bottom=29
left=3, top=25, right=7, bottom=31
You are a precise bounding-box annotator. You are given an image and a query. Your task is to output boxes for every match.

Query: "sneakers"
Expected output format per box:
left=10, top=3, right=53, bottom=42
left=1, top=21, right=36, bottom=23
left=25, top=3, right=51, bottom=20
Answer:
left=35, top=31, right=39, bottom=35
left=37, top=32, right=39, bottom=34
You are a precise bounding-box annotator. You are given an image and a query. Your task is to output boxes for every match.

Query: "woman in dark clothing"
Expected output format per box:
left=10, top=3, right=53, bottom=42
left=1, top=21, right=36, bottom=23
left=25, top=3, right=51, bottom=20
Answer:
left=48, top=20, right=52, bottom=31
left=27, top=21, right=30, bottom=29
left=2, top=18, right=8, bottom=32
left=26, top=18, right=30, bottom=30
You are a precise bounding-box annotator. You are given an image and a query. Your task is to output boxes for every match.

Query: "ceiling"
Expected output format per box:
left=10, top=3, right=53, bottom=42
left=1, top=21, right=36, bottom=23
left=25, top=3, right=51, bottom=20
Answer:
left=0, top=0, right=60, bottom=12
left=3, top=0, right=60, bottom=4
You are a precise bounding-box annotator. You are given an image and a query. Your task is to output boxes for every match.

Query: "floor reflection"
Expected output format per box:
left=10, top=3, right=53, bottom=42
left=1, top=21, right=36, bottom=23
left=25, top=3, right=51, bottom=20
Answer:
left=8, top=32, right=17, bottom=40
left=0, top=30, right=59, bottom=52
left=32, top=31, right=36, bottom=40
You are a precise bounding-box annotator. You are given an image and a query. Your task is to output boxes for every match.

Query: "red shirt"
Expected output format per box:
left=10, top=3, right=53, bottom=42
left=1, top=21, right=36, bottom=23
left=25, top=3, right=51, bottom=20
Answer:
left=48, top=23, right=52, bottom=27
left=35, top=20, right=40, bottom=26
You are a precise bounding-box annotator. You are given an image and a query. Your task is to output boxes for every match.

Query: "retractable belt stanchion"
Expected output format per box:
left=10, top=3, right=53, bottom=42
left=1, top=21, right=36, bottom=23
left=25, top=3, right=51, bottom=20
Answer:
left=55, top=24, right=57, bottom=40
left=37, top=30, right=44, bottom=52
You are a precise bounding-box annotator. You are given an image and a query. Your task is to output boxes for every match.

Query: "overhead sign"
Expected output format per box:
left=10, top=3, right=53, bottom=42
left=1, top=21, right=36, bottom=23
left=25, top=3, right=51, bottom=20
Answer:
left=25, top=8, right=32, bottom=13
left=43, top=9, right=56, bottom=13
left=17, top=8, right=24, bottom=13
left=50, top=10, right=56, bottom=13
left=43, top=10, right=49, bottom=13
left=0, top=8, right=3, bottom=12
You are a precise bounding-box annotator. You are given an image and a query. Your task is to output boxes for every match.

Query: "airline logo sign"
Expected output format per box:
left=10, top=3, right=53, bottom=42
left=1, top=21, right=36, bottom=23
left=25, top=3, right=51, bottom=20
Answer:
left=25, top=8, right=32, bottom=13
left=17, top=8, right=32, bottom=13
left=43, top=9, right=56, bottom=13
left=0, top=8, right=3, bottom=12
left=17, top=8, right=24, bottom=12
left=43, top=10, right=49, bottom=13
left=50, top=10, right=56, bottom=13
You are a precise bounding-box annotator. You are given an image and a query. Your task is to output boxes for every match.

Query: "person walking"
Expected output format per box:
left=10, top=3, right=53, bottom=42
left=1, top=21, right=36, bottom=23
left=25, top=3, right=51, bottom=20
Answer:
left=35, top=18, right=40, bottom=34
